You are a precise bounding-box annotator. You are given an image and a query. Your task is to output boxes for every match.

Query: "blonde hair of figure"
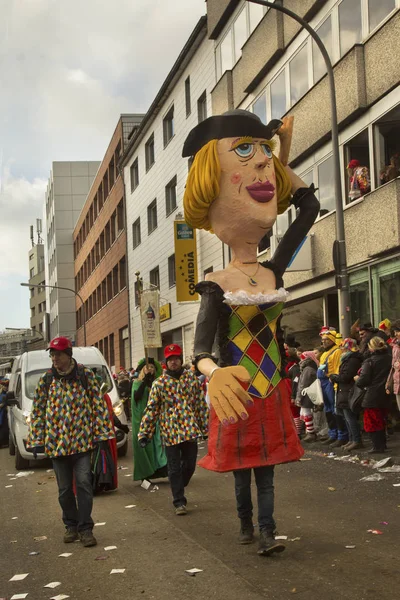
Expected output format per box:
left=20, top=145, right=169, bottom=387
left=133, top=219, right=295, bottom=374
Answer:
left=183, top=139, right=292, bottom=232
left=368, top=336, right=387, bottom=352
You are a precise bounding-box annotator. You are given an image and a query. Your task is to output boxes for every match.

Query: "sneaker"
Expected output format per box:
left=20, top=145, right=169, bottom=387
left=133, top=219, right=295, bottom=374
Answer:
left=238, top=518, right=254, bottom=544
left=63, top=527, right=79, bottom=543
left=346, top=441, right=363, bottom=451
left=321, top=437, right=336, bottom=445
left=79, top=530, right=97, bottom=547
left=303, top=433, right=317, bottom=443
left=257, top=530, right=286, bottom=556
left=175, top=505, right=188, bottom=516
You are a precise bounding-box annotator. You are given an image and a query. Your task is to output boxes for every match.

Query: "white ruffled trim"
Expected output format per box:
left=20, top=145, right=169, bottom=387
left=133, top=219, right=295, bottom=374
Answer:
left=223, top=287, right=290, bottom=305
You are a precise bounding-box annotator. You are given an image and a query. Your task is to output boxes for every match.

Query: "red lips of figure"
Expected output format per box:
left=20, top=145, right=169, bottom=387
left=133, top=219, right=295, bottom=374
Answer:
left=245, top=181, right=276, bottom=203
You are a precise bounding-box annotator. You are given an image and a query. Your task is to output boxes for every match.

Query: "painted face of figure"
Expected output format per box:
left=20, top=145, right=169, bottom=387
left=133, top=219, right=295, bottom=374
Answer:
left=209, top=137, right=278, bottom=247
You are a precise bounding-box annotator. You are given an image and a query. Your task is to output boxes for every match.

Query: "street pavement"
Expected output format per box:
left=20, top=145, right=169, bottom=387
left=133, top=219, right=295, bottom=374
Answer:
left=1, top=439, right=400, bottom=600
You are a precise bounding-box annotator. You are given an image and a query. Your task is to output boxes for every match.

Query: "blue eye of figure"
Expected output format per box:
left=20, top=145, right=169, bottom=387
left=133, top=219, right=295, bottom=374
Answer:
left=234, top=143, right=254, bottom=158
left=261, top=144, right=272, bottom=158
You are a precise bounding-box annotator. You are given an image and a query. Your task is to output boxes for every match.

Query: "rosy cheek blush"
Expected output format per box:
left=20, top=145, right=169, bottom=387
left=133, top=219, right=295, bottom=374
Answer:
left=231, top=173, right=242, bottom=184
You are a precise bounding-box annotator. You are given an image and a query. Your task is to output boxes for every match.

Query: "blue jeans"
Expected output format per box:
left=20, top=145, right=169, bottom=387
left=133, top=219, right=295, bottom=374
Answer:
left=233, top=466, right=275, bottom=532
left=52, top=452, right=94, bottom=532
left=342, top=408, right=361, bottom=443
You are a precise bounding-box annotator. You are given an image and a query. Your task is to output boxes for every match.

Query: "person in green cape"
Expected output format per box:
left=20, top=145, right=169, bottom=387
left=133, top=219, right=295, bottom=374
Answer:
left=131, top=357, right=168, bottom=482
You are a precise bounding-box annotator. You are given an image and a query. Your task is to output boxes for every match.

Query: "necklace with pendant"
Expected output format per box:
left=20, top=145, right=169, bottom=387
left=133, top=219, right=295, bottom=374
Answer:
left=233, top=262, right=260, bottom=286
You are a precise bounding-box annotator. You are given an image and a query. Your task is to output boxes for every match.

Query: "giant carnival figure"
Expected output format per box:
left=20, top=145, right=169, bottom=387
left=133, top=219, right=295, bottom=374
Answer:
left=182, top=110, right=320, bottom=556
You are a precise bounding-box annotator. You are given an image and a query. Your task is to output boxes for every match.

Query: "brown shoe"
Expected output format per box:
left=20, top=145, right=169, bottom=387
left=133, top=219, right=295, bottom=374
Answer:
left=79, top=530, right=97, bottom=547
left=238, top=518, right=254, bottom=544
left=346, top=441, right=363, bottom=451
left=257, top=530, right=286, bottom=556
left=63, top=527, right=79, bottom=543
left=329, top=439, right=347, bottom=449
left=303, top=433, right=317, bottom=443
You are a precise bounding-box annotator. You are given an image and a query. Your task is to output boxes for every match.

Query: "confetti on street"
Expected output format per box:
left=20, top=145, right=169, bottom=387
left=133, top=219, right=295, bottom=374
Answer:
left=110, top=569, right=126, bottom=574
left=9, top=573, right=29, bottom=581
left=44, top=582, right=62, bottom=589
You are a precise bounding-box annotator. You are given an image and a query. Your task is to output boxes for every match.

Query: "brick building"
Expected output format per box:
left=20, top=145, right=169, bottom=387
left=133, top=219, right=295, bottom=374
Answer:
left=73, top=115, right=143, bottom=369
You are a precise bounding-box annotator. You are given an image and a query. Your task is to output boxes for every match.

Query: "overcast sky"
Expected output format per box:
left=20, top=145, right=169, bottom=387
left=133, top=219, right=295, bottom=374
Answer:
left=0, top=0, right=206, bottom=332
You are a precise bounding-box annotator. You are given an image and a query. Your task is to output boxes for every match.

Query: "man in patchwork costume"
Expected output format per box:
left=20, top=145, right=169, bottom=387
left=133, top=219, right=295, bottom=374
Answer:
left=27, top=336, right=115, bottom=547
left=138, top=344, right=208, bottom=515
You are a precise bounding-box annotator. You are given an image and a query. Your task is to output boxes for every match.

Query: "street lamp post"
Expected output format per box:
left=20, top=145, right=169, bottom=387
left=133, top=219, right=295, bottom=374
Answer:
left=246, top=0, right=350, bottom=335
left=20, top=282, right=87, bottom=346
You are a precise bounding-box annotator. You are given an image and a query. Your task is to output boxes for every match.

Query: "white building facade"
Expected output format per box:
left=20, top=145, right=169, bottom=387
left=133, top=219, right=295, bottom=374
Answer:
left=124, top=17, right=222, bottom=366
left=45, top=161, right=100, bottom=341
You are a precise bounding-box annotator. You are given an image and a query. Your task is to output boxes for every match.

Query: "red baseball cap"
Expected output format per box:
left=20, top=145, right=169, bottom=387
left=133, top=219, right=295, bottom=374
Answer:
left=164, top=344, right=182, bottom=359
left=47, top=336, right=73, bottom=352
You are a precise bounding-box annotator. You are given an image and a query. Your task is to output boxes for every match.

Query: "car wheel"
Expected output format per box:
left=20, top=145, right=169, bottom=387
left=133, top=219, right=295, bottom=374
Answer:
left=117, top=439, right=128, bottom=457
left=15, top=446, right=30, bottom=470
left=9, top=433, right=16, bottom=456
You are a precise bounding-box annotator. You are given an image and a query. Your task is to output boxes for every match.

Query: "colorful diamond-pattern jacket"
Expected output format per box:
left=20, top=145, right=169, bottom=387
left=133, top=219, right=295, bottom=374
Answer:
left=138, top=370, right=209, bottom=446
left=27, top=366, right=115, bottom=458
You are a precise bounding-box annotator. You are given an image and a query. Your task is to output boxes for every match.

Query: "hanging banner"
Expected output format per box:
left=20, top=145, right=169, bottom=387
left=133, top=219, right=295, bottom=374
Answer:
left=140, top=289, right=162, bottom=348
left=174, top=220, right=199, bottom=302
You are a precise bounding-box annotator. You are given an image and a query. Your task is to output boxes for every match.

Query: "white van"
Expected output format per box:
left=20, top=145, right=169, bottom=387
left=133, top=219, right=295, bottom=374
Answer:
left=7, top=347, right=128, bottom=470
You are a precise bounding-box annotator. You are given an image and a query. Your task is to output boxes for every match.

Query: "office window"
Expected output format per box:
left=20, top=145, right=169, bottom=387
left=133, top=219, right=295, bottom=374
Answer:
left=197, top=91, right=207, bottom=123
left=234, top=7, right=247, bottom=63
left=107, top=273, right=113, bottom=302
left=368, top=0, right=395, bottom=32
left=163, top=105, right=174, bottom=147
left=145, top=133, right=155, bottom=171
left=313, top=16, right=333, bottom=83
left=132, top=218, right=141, bottom=249
left=289, top=45, right=309, bottom=106
left=165, top=175, right=177, bottom=216
left=168, top=254, right=176, bottom=287
left=374, top=106, right=400, bottom=187
left=185, top=76, right=191, bottom=117
left=120, top=257, right=126, bottom=290
left=113, top=265, right=119, bottom=296
left=339, top=0, right=362, bottom=56
left=343, top=128, right=370, bottom=203
left=30, top=267, right=34, bottom=278
left=249, top=2, right=264, bottom=32
left=30, top=288, right=35, bottom=298
left=253, top=93, right=267, bottom=124
left=111, top=211, right=117, bottom=244
left=31, top=307, right=35, bottom=318
left=103, top=171, right=109, bottom=199
left=109, top=155, right=115, bottom=189
left=150, top=266, right=160, bottom=290
left=130, top=158, right=139, bottom=191
left=147, top=199, right=158, bottom=234
left=270, top=71, right=286, bottom=120
left=220, top=31, right=233, bottom=74
left=109, top=333, right=115, bottom=368
left=318, top=156, right=335, bottom=216
left=117, top=199, right=124, bottom=233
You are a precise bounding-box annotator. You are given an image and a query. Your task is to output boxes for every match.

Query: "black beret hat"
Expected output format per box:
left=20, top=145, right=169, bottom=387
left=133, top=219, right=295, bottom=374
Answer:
left=182, top=109, right=282, bottom=157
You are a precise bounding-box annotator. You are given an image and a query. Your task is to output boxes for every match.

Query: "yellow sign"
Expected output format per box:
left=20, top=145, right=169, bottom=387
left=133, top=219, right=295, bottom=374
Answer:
left=160, top=303, right=172, bottom=322
left=174, top=220, right=199, bottom=302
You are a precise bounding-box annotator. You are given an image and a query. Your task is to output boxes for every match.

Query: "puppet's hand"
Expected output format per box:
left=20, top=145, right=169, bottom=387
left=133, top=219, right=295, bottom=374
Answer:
left=277, top=116, right=294, bottom=166
left=208, top=366, right=253, bottom=424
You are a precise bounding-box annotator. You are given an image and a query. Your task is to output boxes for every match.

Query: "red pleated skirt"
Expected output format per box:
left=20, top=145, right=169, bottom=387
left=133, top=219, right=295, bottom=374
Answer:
left=198, top=379, right=304, bottom=473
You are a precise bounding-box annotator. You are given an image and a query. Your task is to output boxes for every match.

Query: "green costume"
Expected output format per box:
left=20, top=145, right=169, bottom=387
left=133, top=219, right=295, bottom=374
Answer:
left=131, top=359, right=168, bottom=481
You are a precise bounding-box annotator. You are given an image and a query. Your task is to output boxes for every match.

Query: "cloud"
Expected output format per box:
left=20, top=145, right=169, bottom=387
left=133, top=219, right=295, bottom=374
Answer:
left=0, top=0, right=205, bottom=329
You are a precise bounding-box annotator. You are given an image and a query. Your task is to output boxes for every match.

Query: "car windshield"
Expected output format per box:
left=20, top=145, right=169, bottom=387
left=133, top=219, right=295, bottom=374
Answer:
left=25, top=365, right=113, bottom=401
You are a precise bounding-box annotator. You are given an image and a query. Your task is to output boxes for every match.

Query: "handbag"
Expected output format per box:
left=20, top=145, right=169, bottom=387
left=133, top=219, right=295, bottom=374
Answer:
left=348, top=385, right=366, bottom=414
left=301, top=378, right=324, bottom=406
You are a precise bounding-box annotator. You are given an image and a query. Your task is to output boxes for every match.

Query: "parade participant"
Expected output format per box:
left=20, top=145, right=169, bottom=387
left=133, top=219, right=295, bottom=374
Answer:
left=386, top=320, right=400, bottom=412
left=117, top=370, right=132, bottom=420
left=131, top=357, right=168, bottom=483
left=296, top=351, right=319, bottom=443
left=318, top=331, right=348, bottom=447
left=182, top=110, right=319, bottom=555
left=329, top=339, right=363, bottom=451
left=285, top=347, right=302, bottom=437
left=378, top=319, right=391, bottom=343
left=347, top=159, right=370, bottom=202
left=355, top=337, right=392, bottom=453
left=138, top=344, right=208, bottom=515
left=27, top=337, right=115, bottom=547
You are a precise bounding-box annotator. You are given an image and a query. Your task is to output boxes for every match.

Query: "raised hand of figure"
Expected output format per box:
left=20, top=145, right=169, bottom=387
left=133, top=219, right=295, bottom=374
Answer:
left=207, top=366, right=253, bottom=424
left=277, top=116, right=294, bottom=166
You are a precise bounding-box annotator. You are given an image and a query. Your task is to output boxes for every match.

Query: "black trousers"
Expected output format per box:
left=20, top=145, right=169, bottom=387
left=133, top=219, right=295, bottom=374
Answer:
left=165, top=440, right=198, bottom=507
